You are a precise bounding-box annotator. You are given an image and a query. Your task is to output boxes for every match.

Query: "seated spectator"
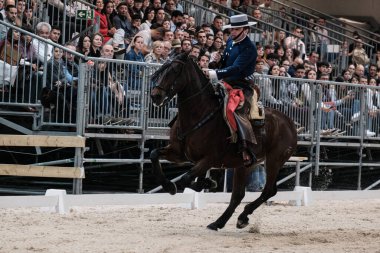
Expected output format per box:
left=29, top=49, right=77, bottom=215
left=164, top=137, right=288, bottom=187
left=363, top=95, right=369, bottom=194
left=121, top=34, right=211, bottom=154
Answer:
left=103, top=0, right=117, bottom=41
left=88, top=32, right=103, bottom=57
left=63, top=44, right=79, bottom=85
left=198, top=54, right=209, bottom=69
left=140, top=7, right=155, bottom=31
left=144, top=40, right=164, bottom=63
left=32, top=22, right=53, bottom=62
left=169, top=10, right=183, bottom=32
left=89, top=45, right=116, bottom=123
left=14, top=0, right=25, bottom=27
left=130, top=0, right=144, bottom=20
left=169, top=38, right=181, bottom=59
left=180, top=39, right=192, bottom=53
left=288, top=57, right=303, bottom=77
left=163, top=29, right=174, bottom=42
left=188, top=44, right=200, bottom=59
left=161, top=40, right=171, bottom=62
left=125, top=14, right=142, bottom=44
left=0, top=28, right=21, bottom=92
left=90, top=0, right=112, bottom=44
left=0, top=28, right=21, bottom=66
left=22, top=5, right=39, bottom=29
left=153, top=7, right=166, bottom=26
left=0, top=4, right=17, bottom=41
left=49, top=26, right=61, bottom=44
left=77, top=34, right=91, bottom=56
left=207, top=36, right=223, bottom=54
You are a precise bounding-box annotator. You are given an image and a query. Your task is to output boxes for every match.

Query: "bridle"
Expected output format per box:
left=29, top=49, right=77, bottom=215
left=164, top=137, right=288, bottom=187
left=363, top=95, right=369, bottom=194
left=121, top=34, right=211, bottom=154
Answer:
left=153, top=59, right=185, bottom=106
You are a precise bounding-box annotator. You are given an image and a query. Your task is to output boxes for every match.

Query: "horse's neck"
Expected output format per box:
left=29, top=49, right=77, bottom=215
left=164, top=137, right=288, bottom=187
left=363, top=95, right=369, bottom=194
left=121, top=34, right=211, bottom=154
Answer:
left=177, top=79, right=218, bottom=124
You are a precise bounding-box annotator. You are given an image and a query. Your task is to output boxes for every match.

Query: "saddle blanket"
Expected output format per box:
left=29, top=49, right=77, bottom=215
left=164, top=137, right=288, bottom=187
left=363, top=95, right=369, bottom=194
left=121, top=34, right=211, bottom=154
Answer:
left=221, top=81, right=244, bottom=142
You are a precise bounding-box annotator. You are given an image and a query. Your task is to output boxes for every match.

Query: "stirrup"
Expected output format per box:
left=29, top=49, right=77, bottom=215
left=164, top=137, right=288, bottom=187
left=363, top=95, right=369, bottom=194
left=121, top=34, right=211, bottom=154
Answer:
left=242, top=150, right=256, bottom=167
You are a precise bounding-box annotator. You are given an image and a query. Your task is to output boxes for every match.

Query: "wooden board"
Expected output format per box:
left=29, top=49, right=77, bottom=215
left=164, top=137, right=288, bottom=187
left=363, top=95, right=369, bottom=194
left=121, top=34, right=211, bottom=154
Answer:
left=0, top=164, right=85, bottom=178
left=0, top=135, right=86, bottom=148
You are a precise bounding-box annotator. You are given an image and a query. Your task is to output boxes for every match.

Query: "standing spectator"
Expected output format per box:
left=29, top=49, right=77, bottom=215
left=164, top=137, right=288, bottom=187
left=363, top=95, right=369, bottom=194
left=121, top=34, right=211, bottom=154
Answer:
left=125, top=35, right=145, bottom=89
left=284, top=27, right=306, bottom=59
left=350, top=38, right=370, bottom=67
left=127, top=25, right=164, bottom=55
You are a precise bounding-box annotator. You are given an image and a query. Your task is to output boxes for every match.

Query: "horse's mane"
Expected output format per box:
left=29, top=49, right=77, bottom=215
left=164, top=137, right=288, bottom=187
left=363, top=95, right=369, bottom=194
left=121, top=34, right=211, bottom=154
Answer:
left=151, top=53, right=208, bottom=84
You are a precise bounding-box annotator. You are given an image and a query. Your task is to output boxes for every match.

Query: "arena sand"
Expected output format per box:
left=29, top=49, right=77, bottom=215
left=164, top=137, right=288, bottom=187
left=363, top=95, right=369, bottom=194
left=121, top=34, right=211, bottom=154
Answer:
left=0, top=199, right=379, bottom=253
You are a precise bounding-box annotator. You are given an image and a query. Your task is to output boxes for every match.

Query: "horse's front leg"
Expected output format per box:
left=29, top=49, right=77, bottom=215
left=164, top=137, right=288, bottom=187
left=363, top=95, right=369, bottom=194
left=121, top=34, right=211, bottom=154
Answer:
left=207, top=167, right=249, bottom=231
left=150, top=145, right=186, bottom=195
left=176, top=159, right=214, bottom=192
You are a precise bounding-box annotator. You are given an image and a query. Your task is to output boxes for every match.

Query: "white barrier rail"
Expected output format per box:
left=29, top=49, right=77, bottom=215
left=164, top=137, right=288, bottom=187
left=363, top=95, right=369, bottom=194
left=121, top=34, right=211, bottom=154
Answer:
left=1, top=189, right=379, bottom=214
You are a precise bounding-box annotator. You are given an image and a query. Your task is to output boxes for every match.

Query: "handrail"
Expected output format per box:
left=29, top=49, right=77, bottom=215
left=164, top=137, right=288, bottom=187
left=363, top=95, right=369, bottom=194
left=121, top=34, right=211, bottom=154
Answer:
left=287, top=5, right=379, bottom=45
left=258, top=6, right=374, bottom=49
left=194, top=0, right=301, bottom=39
left=76, top=0, right=96, bottom=9
left=0, top=20, right=87, bottom=60
left=256, top=7, right=344, bottom=45
left=289, top=0, right=380, bottom=39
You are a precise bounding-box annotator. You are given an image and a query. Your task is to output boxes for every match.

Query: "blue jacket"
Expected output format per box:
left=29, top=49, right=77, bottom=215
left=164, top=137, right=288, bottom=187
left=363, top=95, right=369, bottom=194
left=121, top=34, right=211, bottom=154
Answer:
left=216, top=36, right=257, bottom=81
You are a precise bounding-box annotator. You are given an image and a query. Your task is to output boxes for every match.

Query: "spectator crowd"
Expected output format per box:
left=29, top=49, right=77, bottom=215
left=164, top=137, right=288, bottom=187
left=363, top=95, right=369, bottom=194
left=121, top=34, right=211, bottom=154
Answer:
left=0, top=0, right=379, bottom=135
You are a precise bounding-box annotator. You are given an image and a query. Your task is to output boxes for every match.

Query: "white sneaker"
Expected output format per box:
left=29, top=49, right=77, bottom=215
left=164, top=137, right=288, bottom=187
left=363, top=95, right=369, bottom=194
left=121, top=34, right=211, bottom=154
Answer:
left=366, top=130, right=376, bottom=137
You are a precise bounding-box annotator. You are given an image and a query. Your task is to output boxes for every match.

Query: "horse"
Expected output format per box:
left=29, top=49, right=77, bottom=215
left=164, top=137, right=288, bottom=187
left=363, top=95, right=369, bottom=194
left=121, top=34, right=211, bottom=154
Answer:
left=150, top=53, right=297, bottom=231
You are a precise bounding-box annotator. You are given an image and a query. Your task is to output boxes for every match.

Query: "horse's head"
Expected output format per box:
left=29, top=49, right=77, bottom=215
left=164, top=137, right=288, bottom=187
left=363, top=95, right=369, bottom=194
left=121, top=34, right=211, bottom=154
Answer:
left=150, top=54, right=190, bottom=106
left=151, top=53, right=212, bottom=107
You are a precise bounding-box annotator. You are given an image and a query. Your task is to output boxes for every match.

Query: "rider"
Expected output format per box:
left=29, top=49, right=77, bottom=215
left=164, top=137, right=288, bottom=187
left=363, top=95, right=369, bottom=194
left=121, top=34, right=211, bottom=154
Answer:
left=204, top=14, right=258, bottom=166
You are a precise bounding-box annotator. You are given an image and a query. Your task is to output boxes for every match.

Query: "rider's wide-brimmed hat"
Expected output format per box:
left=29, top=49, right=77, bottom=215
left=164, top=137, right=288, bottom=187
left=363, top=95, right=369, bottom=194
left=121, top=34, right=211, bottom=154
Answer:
left=222, top=14, right=257, bottom=30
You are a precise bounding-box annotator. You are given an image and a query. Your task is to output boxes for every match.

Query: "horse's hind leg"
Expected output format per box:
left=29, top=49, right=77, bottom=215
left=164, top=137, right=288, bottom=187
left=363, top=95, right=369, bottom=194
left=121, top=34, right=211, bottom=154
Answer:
left=150, top=145, right=186, bottom=195
left=236, top=157, right=286, bottom=229
left=207, top=167, right=249, bottom=231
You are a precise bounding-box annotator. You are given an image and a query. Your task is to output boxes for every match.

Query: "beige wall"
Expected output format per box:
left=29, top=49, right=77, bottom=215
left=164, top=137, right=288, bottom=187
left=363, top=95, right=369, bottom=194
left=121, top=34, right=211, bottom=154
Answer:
left=294, top=0, right=380, bottom=25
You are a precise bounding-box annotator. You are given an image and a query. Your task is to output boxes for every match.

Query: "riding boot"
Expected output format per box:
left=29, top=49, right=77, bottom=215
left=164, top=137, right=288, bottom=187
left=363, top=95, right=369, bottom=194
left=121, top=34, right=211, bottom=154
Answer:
left=234, top=110, right=257, bottom=167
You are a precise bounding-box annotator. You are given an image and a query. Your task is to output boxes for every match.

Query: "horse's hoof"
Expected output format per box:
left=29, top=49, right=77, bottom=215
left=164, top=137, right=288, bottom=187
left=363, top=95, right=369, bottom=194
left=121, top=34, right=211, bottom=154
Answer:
left=207, top=222, right=219, bottom=231
left=204, top=178, right=218, bottom=189
left=236, top=218, right=249, bottom=229
left=163, top=182, right=177, bottom=195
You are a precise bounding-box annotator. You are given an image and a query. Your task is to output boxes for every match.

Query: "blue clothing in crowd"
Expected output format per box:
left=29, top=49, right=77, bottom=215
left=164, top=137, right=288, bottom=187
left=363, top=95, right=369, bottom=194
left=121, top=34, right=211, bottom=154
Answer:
left=125, top=48, right=145, bottom=89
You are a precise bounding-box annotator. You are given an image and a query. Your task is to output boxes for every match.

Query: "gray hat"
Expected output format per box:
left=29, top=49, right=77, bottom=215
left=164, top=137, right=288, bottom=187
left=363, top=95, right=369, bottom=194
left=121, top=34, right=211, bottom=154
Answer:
left=222, top=14, right=257, bottom=30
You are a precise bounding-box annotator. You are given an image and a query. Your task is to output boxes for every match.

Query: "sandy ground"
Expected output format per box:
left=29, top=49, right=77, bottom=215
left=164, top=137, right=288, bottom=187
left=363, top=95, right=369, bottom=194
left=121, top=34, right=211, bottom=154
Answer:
left=0, top=199, right=379, bottom=253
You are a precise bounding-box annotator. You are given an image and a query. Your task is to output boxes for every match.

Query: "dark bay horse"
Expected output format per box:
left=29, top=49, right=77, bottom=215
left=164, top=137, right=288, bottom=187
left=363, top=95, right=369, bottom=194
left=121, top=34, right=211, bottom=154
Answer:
left=150, top=53, right=297, bottom=231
